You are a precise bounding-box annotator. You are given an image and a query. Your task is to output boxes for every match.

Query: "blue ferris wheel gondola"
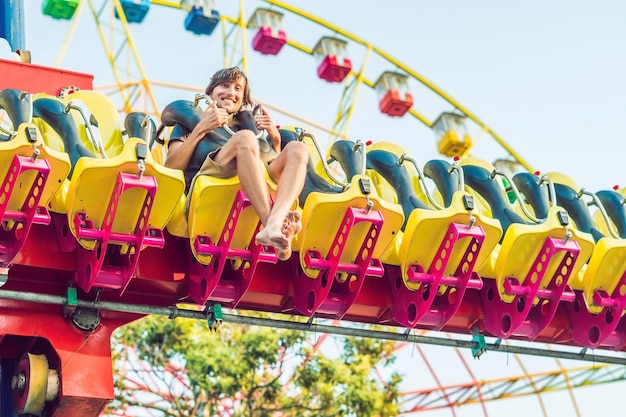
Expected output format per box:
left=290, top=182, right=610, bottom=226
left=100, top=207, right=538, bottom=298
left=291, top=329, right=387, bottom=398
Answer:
left=184, top=5, right=220, bottom=36
left=115, top=0, right=150, bottom=24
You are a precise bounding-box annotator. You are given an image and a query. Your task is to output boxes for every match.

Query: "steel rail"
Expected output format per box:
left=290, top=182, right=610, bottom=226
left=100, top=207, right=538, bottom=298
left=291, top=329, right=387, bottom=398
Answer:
left=0, top=289, right=624, bottom=366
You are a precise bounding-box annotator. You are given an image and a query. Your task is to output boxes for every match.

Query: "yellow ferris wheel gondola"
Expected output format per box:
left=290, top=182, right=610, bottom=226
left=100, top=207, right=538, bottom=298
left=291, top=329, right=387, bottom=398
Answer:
left=432, top=111, right=473, bottom=157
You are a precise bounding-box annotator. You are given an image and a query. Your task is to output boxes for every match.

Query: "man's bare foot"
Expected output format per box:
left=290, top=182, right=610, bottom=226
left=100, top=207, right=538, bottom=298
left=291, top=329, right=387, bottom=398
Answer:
left=255, top=225, right=289, bottom=250
left=275, top=211, right=302, bottom=261
left=256, top=226, right=292, bottom=261
left=256, top=210, right=302, bottom=261
left=282, top=210, right=302, bottom=239
left=276, top=246, right=291, bottom=262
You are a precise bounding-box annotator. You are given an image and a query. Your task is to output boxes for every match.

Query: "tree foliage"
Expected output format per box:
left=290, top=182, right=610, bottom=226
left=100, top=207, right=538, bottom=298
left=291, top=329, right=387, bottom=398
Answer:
left=105, top=313, right=402, bottom=417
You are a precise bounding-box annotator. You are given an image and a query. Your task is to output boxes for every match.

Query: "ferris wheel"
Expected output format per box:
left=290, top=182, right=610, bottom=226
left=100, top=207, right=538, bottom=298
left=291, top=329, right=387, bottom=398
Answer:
left=11, top=1, right=626, bottom=416
left=35, top=0, right=534, bottom=169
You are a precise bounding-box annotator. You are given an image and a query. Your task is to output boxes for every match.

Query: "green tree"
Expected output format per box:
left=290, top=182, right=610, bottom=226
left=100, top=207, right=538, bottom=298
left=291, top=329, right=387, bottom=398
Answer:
left=105, top=314, right=402, bottom=417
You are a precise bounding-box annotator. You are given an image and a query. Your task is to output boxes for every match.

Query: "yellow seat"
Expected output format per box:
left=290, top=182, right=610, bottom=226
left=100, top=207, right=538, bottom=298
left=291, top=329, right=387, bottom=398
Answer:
left=31, top=93, right=66, bottom=153
left=458, top=156, right=500, bottom=220
left=63, top=90, right=125, bottom=158
left=592, top=186, right=626, bottom=239
left=380, top=190, right=501, bottom=328
left=186, top=165, right=278, bottom=265
left=492, top=206, right=594, bottom=304
left=566, top=236, right=626, bottom=349
left=66, top=137, right=185, bottom=251
left=66, top=137, right=184, bottom=293
left=289, top=174, right=403, bottom=317
left=476, top=205, right=594, bottom=339
left=4, top=123, right=71, bottom=210
left=365, top=141, right=433, bottom=208
left=399, top=191, right=502, bottom=291
left=543, top=177, right=626, bottom=312
left=0, top=123, right=70, bottom=264
left=578, top=237, right=626, bottom=314
left=457, top=159, right=595, bottom=302
left=295, top=174, right=404, bottom=281
left=182, top=165, right=290, bottom=305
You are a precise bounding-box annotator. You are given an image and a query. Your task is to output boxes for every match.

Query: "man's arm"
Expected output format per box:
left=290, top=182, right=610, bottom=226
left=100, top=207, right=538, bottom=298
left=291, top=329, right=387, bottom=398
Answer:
left=165, top=101, right=228, bottom=170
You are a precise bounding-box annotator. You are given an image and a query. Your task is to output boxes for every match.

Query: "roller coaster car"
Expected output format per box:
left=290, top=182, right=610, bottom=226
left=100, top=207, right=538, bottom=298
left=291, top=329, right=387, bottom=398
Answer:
left=0, top=118, right=71, bottom=266
left=292, top=172, right=404, bottom=319
left=545, top=173, right=626, bottom=349
left=32, top=94, right=97, bottom=178
left=459, top=158, right=595, bottom=340
left=595, top=187, right=626, bottom=239
left=363, top=143, right=502, bottom=329
left=62, top=89, right=126, bottom=157
left=511, top=171, right=551, bottom=220
left=158, top=100, right=288, bottom=306
left=31, top=90, right=185, bottom=295
left=282, top=127, right=343, bottom=206
left=364, top=141, right=433, bottom=213
left=0, top=88, right=32, bottom=132
left=183, top=168, right=282, bottom=306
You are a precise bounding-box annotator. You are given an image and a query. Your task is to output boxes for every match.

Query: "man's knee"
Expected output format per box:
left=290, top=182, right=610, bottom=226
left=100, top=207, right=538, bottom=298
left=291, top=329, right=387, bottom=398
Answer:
left=284, top=141, right=309, bottom=164
left=232, top=130, right=259, bottom=155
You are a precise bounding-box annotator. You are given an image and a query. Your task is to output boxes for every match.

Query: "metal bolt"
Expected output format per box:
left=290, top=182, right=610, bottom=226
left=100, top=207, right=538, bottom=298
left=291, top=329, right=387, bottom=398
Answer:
left=11, top=373, right=26, bottom=394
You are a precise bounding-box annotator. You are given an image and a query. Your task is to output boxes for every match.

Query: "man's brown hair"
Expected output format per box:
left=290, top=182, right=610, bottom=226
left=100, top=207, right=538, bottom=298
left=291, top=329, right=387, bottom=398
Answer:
left=205, top=67, right=252, bottom=109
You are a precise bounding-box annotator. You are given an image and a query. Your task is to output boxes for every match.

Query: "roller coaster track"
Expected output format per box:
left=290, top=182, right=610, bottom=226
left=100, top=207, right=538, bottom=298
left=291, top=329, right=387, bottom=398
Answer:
left=2, top=286, right=626, bottom=416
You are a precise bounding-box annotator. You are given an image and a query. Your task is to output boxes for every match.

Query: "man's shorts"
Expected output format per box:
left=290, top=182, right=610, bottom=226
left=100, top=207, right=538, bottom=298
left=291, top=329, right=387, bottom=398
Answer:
left=185, top=138, right=278, bottom=215
left=196, top=137, right=278, bottom=179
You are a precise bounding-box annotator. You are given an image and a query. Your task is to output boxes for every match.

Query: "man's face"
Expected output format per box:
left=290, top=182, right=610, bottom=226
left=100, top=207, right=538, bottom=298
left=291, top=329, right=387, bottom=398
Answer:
left=210, top=76, right=246, bottom=114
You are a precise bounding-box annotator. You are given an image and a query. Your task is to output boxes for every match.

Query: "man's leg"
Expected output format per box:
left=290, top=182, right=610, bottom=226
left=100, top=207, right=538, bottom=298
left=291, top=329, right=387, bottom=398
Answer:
left=256, top=141, right=308, bottom=259
left=213, top=131, right=288, bottom=244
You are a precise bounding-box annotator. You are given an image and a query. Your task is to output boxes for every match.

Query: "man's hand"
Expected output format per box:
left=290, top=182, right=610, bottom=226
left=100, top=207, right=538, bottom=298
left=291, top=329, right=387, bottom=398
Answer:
left=255, top=106, right=281, bottom=152
left=197, top=101, right=229, bottom=134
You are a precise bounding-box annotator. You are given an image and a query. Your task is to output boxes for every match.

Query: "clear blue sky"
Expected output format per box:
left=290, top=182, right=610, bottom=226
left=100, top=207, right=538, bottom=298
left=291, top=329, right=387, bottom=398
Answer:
left=18, top=1, right=626, bottom=416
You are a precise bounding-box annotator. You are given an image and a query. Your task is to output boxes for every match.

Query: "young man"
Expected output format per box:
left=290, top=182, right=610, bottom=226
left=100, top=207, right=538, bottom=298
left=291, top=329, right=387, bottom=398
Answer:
left=165, top=67, right=308, bottom=260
